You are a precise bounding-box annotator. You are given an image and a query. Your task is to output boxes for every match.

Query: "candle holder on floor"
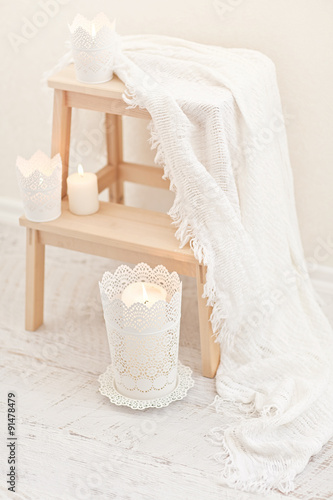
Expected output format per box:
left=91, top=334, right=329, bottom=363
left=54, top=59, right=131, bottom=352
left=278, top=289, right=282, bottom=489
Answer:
left=99, top=263, right=194, bottom=408
left=16, top=151, right=62, bottom=222
left=69, top=12, right=116, bottom=84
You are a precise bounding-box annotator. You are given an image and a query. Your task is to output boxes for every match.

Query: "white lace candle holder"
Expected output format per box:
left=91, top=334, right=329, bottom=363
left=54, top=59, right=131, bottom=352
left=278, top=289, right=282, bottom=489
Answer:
left=69, top=13, right=116, bottom=84
left=16, top=151, right=62, bottom=223
left=99, top=263, right=182, bottom=401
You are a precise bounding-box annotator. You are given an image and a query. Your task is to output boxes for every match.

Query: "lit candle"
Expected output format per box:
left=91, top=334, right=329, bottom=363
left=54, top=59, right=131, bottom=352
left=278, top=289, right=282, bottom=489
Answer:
left=67, top=164, right=99, bottom=215
left=121, top=282, right=167, bottom=308
left=91, top=22, right=96, bottom=40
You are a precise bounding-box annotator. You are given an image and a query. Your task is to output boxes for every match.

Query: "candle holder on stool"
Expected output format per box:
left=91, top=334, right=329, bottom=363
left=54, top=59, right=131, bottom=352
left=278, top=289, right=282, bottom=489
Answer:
left=69, top=12, right=116, bottom=84
left=98, top=263, right=194, bottom=410
left=16, top=150, right=62, bottom=223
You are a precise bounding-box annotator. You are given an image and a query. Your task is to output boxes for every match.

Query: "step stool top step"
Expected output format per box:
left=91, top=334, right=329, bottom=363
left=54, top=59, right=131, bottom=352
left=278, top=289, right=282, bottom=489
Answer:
left=48, top=64, right=150, bottom=118
left=48, top=64, right=127, bottom=100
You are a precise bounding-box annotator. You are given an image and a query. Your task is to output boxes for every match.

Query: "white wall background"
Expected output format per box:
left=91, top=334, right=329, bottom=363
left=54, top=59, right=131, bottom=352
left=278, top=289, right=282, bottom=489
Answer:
left=1, top=0, right=332, bottom=266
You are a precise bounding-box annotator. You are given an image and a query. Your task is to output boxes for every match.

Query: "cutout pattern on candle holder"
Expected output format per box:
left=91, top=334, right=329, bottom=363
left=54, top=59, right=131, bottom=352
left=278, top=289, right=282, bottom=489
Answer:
left=16, top=151, right=62, bottom=222
left=69, top=12, right=116, bottom=84
left=99, top=263, right=186, bottom=401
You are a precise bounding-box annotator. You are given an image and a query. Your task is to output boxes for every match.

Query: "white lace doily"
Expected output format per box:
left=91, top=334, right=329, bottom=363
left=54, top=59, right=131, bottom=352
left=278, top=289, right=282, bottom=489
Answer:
left=99, top=361, right=194, bottom=410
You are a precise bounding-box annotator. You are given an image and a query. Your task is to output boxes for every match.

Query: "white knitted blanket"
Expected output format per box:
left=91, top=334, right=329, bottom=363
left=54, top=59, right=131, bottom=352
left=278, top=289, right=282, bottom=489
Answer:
left=114, top=35, right=333, bottom=495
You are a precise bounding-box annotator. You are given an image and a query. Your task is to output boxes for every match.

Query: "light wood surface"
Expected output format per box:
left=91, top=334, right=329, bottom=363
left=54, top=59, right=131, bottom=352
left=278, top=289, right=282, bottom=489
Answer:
left=96, top=164, right=116, bottom=193
left=25, top=228, right=45, bottom=331
left=20, top=201, right=196, bottom=266
left=96, top=162, right=169, bottom=191
left=51, top=89, right=72, bottom=198
left=196, top=265, right=220, bottom=378
left=48, top=64, right=150, bottom=118
left=66, top=91, right=150, bottom=119
left=106, top=114, right=124, bottom=203
left=48, top=63, right=127, bottom=99
left=119, top=162, right=169, bottom=190
left=39, top=232, right=196, bottom=278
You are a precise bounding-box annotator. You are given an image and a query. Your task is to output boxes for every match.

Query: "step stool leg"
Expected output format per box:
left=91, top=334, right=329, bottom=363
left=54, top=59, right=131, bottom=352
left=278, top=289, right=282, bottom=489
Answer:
left=196, top=265, right=220, bottom=378
left=25, top=229, right=45, bottom=331
left=106, top=114, right=124, bottom=203
left=51, top=89, right=72, bottom=198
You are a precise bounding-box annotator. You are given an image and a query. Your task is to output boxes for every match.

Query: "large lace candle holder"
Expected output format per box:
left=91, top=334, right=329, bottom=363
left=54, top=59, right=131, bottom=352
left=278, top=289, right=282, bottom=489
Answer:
left=99, top=263, right=182, bottom=400
left=16, top=151, right=62, bottom=222
left=69, top=13, right=116, bottom=84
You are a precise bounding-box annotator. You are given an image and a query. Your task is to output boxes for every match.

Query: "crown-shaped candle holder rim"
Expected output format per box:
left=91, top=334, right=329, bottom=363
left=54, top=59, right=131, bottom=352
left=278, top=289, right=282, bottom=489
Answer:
left=16, top=151, right=62, bottom=178
left=99, top=263, right=182, bottom=304
left=16, top=169, right=62, bottom=193
left=69, top=12, right=115, bottom=34
left=71, top=27, right=115, bottom=51
left=99, top=263, right=182, bottom=335
left=69, top=13, right=116, bottom=50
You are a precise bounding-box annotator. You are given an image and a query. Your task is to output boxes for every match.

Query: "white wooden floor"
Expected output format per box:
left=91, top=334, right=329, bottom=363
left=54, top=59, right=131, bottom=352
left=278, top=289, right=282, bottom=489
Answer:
left=1, top=223, right=333, bottom=500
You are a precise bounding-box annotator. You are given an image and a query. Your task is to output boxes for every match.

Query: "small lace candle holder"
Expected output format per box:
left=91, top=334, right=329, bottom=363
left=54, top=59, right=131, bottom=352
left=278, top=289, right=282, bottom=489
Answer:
left=16, top=151, right=62, bottom=223
left=69, top=13, right=116, bottom=84
left=99, top=263, right=183, bottom=401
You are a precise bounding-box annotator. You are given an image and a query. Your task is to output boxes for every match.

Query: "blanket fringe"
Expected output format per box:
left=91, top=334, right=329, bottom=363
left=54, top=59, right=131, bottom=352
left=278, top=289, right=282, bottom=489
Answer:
left=210, top=396, right=296, bottom=495
left=147, top=118, right=233, bottom=347
left=123, top=83, right=231, bottom=344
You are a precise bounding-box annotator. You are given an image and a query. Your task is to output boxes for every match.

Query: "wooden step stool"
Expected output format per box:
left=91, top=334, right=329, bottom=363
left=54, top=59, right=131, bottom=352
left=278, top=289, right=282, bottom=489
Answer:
left=19, top=64, right=220, bottom=378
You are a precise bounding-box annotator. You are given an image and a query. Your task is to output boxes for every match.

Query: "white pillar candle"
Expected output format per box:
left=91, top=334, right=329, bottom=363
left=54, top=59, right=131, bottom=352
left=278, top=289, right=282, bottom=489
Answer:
left=121, top=282, right=167, bottom=308
left=67, top=165, right=99, bottom=215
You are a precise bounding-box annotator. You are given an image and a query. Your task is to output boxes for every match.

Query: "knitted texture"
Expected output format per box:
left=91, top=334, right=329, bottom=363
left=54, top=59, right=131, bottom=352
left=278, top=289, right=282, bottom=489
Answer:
left=114, top=35, right=333, bottom=494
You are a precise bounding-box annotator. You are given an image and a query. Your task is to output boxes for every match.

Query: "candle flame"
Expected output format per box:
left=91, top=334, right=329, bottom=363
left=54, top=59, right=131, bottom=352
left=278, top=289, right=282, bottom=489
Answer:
left=91, top=23, right=96, bottom=39
left=78, top=164, right=84, bottom=177
left=142, top=283, right=149, bottom=304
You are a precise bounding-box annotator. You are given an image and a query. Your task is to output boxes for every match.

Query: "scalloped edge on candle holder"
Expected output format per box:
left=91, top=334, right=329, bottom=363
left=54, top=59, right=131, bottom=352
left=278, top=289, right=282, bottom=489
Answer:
left=98, top=361, right=194, bottom=410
